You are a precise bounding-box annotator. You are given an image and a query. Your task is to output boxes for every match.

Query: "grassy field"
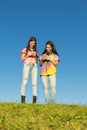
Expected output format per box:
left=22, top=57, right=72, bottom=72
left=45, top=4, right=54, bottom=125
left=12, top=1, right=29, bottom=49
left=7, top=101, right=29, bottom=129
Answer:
left=0, top=103, right=87, bottom=130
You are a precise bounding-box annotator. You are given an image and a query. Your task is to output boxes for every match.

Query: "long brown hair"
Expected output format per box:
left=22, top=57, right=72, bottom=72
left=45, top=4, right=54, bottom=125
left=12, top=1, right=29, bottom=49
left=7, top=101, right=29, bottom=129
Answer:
left=42, top=41, right=59, bottom=56
left=26, top=36, right=37, bottom=55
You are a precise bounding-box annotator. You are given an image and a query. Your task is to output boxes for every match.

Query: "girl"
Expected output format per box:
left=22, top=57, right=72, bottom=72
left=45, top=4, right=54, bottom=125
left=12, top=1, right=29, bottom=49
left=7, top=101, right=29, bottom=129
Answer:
left=20, top=36, right=38, bottom=103
left=39, top=41, right=60, bottom=103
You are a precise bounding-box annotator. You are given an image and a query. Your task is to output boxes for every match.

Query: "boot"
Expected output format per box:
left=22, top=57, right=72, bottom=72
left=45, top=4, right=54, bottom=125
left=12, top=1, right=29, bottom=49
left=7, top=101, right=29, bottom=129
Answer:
left=21, top=96, right=25, bottom=103
left=33, top=96, right=37, bottom=103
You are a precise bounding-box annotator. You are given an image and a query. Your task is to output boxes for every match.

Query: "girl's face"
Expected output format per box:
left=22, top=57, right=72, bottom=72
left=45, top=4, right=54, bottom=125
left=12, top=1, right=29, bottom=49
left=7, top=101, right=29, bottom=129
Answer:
left=30, top=41, right=36, bottom=49
left=46, top=44, right=52, bottom=53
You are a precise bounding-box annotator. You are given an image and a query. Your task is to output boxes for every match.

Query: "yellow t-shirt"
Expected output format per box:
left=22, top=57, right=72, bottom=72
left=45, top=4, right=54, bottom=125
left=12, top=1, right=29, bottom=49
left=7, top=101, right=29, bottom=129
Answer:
left=40, top=53, right=60, bottom=76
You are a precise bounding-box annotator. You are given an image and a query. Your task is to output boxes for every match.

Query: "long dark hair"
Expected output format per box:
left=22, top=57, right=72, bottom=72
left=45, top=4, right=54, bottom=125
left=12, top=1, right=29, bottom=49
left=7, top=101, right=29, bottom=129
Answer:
left=26, top=36, right=37, bottom=55
left=42, top=41, right=59, bottom=56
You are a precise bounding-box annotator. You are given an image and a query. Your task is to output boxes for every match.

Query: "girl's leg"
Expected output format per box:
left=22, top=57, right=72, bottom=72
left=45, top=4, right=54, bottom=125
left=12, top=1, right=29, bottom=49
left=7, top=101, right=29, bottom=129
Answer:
left=20, top=64, right=31, bottom=96
left=41, top=76, right=50, bottom=103
left=49, top=74, right=56, bottom=103
left=31, top=64, right=38, bottom=103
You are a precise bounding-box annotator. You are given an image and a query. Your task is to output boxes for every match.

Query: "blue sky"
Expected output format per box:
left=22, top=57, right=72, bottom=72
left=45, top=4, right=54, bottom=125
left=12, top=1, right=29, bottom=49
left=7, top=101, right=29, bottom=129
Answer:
left=0, top=0, right=87, bottom=104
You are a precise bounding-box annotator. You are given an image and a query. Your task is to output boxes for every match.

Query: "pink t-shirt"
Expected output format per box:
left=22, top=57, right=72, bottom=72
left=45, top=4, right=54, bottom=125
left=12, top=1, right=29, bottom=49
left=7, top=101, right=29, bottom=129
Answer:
left=21, top=48, right=38, bottom=64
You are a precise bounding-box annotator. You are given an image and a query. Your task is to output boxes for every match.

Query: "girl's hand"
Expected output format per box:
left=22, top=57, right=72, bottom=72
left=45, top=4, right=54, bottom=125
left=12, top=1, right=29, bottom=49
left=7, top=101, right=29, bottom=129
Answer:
left=28, top=51, right=37, bottom=56
left=41, top=55, right=46, bottom=60
left=46, top=56, right=50, bottom=61
left=33, top=51, right=37, bottom=56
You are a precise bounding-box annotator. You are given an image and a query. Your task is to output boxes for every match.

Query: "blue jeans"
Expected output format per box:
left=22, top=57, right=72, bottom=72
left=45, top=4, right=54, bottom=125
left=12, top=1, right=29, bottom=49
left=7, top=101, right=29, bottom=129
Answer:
left=21, top=63, right=38, bottom=96
left=41, top=74, right=56, bottom=103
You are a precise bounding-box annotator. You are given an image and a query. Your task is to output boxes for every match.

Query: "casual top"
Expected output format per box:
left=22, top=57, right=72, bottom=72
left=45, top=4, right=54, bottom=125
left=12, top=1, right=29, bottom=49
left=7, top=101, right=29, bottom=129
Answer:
left=21, top=48, right=38, bottom=64
left=40, top=53, right=60, bottom=76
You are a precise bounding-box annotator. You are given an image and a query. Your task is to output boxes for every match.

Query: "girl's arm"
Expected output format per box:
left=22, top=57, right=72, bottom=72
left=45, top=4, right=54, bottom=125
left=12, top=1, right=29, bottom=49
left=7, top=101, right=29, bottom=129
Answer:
left=39, top=60, right=44, bottom=66
left=49, top=54, right=60, bottom=66
left=20, top=53, right=29, bottom=61
left=50, top=59, right=59, bottom=66
left=39, top=54, right=46, bottom=66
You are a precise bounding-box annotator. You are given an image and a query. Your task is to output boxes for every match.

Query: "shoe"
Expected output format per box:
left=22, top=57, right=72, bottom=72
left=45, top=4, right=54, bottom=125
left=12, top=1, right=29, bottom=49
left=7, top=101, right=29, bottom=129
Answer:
left=33, top=96, right=37, bottom=103
left=21, top=96, right=25, bottom=103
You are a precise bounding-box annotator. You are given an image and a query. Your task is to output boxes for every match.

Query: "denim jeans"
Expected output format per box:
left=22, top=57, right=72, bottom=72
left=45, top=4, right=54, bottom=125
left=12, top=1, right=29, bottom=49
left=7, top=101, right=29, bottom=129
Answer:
left=21, top=63, right=37, bottom=96
left=41, top=74, right=56, bottom=103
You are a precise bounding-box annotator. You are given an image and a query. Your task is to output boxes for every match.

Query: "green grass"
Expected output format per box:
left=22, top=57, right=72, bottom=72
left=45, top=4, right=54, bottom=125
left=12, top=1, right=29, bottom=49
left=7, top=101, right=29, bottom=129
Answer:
left=0, top=103, right=87, bottom=130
